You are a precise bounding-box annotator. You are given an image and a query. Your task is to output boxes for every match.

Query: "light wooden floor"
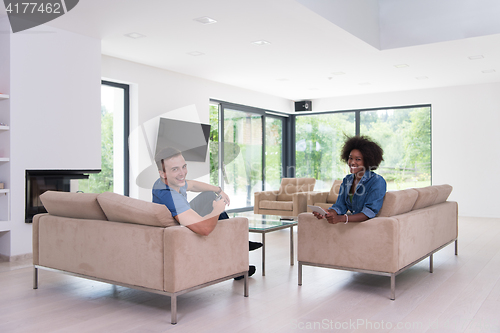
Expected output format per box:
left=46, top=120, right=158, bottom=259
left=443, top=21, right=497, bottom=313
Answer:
left=1, top=216, right=499, bottom=333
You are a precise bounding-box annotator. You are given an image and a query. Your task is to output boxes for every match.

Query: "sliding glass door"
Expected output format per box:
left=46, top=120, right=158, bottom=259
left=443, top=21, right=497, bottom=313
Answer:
left=265, top=116, right=283, bottom=191
left=210, top=101, right=286, bottom=210
left=223, top=108, right=263, bottom=208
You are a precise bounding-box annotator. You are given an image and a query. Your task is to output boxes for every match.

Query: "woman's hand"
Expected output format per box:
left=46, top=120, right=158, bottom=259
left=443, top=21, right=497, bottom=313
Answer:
left=312, top=211, right=325, bottom=219
left=325, top=210, right=344, bottom=224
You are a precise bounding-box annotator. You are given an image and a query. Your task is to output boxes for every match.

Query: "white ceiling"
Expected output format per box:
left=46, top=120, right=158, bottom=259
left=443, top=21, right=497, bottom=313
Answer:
left=4, top=0, right=500, bottom=101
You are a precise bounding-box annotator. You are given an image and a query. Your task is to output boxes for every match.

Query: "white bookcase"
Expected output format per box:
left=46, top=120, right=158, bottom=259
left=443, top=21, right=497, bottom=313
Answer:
left=0, top=93, right=10, bottom=222
left=0, top=17, right=12, bottom=255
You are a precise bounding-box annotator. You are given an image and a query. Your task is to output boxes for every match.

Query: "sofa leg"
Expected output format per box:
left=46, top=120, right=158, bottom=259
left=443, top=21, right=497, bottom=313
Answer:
left=429, top=254, right=434, bottom=273
left=171, top=295, right=177, bottom=325
left=455, top=239, right=458, bottom=255
left=33, top=266, right=38, bottom=289
left=298, top=262, right=302, bottom=286
left=390, top=274, right=395, bottom=300
left=244, top=272, right=249, bottom=297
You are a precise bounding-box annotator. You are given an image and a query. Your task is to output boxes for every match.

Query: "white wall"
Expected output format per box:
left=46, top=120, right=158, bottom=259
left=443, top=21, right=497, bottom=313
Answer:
left=6, top=25, right=101, bottom=257
left=313, top=82, right=500, bottom=218
left=101, top=55, right=292, bottom=201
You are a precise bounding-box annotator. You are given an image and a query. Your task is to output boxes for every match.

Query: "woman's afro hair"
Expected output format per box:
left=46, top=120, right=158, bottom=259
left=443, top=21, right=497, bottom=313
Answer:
left=340, top=135, right=384, bottom=170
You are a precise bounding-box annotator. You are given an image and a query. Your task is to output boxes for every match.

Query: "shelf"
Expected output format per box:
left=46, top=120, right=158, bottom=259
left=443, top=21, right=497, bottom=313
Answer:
left=0, top=189, right=9, bottom=194
left=0, top=126, right=9, bottom=131
left=0, top=94, right=9, bottom=100
left=0, top=219, right=10, bottom=232
left=0, top=158, right=9, bottom=162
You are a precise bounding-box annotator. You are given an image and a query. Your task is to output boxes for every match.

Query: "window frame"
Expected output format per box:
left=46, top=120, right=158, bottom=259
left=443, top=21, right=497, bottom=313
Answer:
left=101, top=80, right=130, bottom=196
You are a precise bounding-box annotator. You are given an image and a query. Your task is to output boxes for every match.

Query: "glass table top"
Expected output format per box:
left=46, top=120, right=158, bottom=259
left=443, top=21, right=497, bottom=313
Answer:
left=229, top=212, right=297, bottom=231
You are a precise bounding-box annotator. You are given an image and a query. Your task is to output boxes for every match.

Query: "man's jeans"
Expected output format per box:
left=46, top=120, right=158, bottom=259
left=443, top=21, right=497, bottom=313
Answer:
left=189, top=191, right=229, bottom=220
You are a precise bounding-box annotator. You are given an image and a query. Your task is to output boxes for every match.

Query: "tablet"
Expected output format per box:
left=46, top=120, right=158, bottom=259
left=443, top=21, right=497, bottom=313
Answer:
left=307, top=205, right=327, bottom=216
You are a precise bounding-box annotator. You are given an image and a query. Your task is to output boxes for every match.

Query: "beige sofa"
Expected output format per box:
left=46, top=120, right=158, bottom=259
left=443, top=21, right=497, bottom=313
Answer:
left=33, top=191, right=249, bottom=325
left=298, top=184, right=458, bottom=300
left=254, top=177, right=316, bottom=217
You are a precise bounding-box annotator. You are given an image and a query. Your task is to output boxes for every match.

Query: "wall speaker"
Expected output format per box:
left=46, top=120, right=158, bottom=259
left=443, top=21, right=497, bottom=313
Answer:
left=295, top=100, right=312, bottom=112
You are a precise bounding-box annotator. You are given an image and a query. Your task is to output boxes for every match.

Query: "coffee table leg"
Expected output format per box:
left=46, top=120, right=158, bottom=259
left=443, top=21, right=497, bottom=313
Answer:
left=290, top=225, right=294, bottom=266
left=262, top=233, right=266, bottom=276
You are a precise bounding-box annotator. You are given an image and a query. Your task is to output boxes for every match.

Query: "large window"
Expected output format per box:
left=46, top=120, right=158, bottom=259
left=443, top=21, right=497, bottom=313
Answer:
left=79, top=81, right=129, bottom=195
left=360, top=106, right=431, bottom=190
left=211, top=102, right=430, bottom=210
left=296, top=105, right=431, bottom=191
left=295, top=112, right=355, bottom=191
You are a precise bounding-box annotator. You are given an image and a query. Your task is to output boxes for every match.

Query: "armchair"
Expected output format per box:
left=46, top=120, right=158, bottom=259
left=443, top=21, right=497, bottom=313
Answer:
left=307, top=179, right=342, bottom=212
left=254, top=177, right=316, bottom=217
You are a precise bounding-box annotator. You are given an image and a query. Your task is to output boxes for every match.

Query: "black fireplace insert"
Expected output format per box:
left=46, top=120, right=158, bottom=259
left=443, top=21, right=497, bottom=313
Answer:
left=25, top=169, right=100, bottom=223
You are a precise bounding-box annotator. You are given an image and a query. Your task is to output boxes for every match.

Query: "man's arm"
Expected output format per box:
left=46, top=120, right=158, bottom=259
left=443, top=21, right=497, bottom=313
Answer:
left=186, top=180, right=230, bottom=204
left=174, top=199, right=226, bottom=236
left=186, top=180, right=219, bottom=192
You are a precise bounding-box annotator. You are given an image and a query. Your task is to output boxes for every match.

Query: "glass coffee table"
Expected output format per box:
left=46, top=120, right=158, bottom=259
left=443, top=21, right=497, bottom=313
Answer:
left=230, top=212, right=297, bottom=276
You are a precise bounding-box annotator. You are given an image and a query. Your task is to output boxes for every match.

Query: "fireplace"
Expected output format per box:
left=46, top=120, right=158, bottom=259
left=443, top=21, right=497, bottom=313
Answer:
left=25, top=170, right=100, bottom=223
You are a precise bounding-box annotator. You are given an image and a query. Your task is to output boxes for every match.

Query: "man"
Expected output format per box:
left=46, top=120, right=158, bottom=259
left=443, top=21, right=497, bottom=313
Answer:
left=152, top=147, right=261, bottom=278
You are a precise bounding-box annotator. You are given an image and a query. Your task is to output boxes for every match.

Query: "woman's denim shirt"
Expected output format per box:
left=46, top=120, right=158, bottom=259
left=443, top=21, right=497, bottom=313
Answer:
left=329, top=171, right=387, bottom=219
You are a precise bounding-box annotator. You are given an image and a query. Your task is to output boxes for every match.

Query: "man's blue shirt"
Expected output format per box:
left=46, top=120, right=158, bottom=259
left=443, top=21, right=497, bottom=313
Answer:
left=329, top=171, right=386, bottom=218
left=152, top=178, right=190, bottom=217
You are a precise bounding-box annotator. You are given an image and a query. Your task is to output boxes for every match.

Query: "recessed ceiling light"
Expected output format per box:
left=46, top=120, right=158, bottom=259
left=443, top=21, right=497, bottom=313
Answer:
left=394, top=64, right=409, bottom=68
left=276, top=78, right=289, bottom=81
left=187, top=51, right=205, bottom=56
left=468, top=55, right=484, bottom=60
left=193, top=16, right=217, bottom=24
left=358, top=82, right=371, bottom=86
left=482, top=69, right=496, bottom=73
left=331, top=72, right=346, bottom=75
left=125, top=32, right=146, bottom=39
left=252, top=40, right=271, bottom=45
left=416, top=76, right=429, bottom=80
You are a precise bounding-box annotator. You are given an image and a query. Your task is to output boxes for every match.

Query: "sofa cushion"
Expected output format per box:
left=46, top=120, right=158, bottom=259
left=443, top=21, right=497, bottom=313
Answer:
left=40, top=191, right=107, bottom=220
left=411, top=186, right=437, bottom=210
left=259, top=200, right=293, bottom=211
left=432, top=184, right=453, bottom=205
left=277, top=178, right=316, bottom=201
left=97, top=192, right=178, bottom=227
left=326, top=179, right=342, bottom=203
left=377, top=188, right=418, bottom=217
left=412, top=184, right=453, bottom=210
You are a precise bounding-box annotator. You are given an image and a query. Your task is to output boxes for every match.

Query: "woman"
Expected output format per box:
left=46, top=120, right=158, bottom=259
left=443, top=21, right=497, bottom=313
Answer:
left=313, top=135, right=386, bottom=224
